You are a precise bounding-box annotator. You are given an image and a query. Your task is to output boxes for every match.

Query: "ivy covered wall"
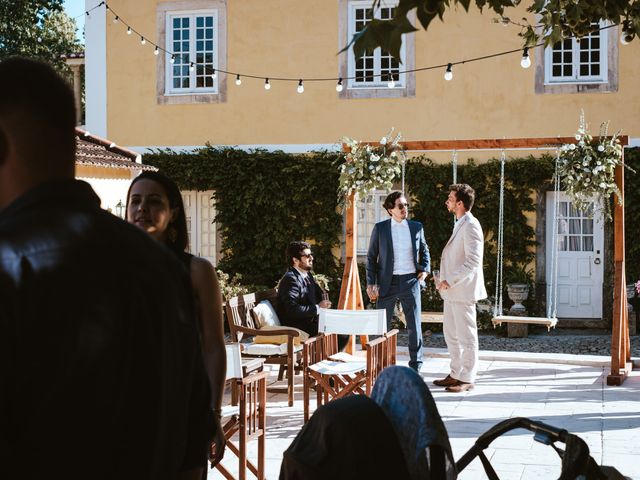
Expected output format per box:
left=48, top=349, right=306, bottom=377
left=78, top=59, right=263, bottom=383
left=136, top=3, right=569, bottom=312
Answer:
left=144, top=147, right=639, bottom=315
left=145, top=147, right=344, bottom=288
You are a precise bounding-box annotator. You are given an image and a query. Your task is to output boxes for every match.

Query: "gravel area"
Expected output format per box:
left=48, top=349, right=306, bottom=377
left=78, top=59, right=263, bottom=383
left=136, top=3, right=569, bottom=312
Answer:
left=396, top=328, right=640, bottom=357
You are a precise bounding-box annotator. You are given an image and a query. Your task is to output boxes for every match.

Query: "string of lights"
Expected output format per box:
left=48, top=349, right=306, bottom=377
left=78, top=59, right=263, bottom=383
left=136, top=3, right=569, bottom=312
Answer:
left=80, top=1, right=623, bottom=93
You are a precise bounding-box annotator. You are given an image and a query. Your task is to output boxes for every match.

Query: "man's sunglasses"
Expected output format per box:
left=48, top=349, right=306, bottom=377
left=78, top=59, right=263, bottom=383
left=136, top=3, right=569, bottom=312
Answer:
left=395, top=203, right=409, bottom=210
left=300, top=253, right=314, bottom=258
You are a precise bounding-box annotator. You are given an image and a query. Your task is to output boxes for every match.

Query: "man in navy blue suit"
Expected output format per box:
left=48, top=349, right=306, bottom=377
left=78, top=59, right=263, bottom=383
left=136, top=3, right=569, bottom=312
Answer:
left=366, top=191, right=430, bottom=372
left=277, top=241, right=332, bottom=336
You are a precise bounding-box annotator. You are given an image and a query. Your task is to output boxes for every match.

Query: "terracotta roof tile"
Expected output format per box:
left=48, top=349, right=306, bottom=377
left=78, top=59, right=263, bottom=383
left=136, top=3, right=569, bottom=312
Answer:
left=75, top=128, right=157, bottom=172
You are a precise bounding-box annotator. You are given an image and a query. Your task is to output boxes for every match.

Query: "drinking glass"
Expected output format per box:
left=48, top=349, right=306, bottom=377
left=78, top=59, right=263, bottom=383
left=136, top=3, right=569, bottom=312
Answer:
left=432, top=269, right=441, bottom=288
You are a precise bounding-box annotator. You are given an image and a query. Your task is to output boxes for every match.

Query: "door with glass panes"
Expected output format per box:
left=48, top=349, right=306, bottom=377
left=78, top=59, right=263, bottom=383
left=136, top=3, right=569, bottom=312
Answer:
left=181, top=190, right=217, bottom=265
left=546, top=192, right=603, bottom=318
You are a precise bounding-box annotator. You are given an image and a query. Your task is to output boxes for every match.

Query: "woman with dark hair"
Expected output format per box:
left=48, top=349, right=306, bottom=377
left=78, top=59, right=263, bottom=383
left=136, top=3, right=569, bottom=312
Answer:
left=126, top=171, right=226, bottom=472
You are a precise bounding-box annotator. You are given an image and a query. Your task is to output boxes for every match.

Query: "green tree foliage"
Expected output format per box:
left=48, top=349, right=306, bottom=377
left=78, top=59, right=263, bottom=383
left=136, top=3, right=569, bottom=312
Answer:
left=145, top=147, right=344, bottom=288
left=0, top=0, right=81, bottom=72
left=346, top=0, right=639, bottom=61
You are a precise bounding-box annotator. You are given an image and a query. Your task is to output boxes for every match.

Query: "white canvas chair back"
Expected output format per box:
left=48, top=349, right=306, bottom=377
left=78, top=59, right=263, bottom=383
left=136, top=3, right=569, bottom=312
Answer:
left=225, top=343, right=243, bottom=380
left=318, top=308, right=387, bottom=336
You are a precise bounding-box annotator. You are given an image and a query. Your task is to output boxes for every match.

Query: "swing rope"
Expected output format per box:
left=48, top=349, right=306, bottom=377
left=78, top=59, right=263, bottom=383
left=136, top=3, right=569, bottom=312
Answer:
left=452, top=149, right=458, bottom=185
left=493, top=150, right=506, bottom=318
left=547, top=149, right=561, bottom=320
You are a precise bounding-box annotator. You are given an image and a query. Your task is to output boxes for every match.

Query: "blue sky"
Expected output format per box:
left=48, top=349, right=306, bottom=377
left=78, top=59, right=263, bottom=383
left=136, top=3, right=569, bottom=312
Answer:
left=63, top=0, right=87, bottom=42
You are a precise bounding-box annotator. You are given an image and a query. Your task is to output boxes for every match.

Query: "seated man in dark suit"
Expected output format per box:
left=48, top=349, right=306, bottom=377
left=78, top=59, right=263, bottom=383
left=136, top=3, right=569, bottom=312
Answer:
left=277, top=241, right=331, bottom=336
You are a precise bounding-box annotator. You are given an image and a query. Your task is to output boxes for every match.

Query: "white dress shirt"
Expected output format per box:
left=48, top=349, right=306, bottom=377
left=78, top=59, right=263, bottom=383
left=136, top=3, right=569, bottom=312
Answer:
left=391, top=219, right=416, bottom=275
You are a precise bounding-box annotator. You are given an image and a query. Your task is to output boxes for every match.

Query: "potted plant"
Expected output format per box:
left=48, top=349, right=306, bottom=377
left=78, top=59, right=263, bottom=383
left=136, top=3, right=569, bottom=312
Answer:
left=505, top=264, right=533, bottom=314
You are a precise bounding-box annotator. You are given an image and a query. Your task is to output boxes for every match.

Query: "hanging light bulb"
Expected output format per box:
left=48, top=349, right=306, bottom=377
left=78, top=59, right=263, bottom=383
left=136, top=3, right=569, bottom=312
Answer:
left=297, top=79, right=304, bottom=93
left=140, top=36, right=146, bottom=45
left=127, top=26, right=132, bottom=35
left=264, top=78, right=271, bottom=90
left=387, top=75, right=396, bottom=88
left=113, top=15, right=119, bottom=24
left=235, top=74, right=242, bottom=85
left=154, top=46, right=159, bottom=56
left=336, top=78, right=343, bottom=92
left=170, top=55, right=175, bottom=64
left=444, top=63, right=453, bottom=81
left=189, top=62, right=195, bottom=72
left=210, top=69, right=217, bottom=80
left=520, top=48, right=531, bottom=68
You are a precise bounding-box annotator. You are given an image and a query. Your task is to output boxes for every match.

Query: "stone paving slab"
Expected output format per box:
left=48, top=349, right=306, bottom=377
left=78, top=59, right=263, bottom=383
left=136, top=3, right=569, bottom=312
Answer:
left=209, top=348, right=640, bottom=479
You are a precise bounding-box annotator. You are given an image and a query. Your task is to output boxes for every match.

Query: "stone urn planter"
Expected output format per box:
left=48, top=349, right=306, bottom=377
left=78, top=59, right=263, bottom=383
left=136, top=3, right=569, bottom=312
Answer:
left=506, top=283, right=529, bottom=314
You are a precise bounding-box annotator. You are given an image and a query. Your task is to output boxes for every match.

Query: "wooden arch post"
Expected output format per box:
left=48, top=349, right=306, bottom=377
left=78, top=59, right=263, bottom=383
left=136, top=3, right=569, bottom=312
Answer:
left=607, top=150, right=632, bottom=385
left=337, top=191, right=366, bottom=354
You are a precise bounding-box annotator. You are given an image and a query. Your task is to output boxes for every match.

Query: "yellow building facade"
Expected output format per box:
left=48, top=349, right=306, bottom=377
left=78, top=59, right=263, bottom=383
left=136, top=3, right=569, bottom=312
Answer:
left=87, top=0, right=640, bottom=150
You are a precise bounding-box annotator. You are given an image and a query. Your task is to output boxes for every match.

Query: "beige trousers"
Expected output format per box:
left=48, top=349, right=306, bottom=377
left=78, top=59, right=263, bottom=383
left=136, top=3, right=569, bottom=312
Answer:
left=443, top=300, right=478, bottom=383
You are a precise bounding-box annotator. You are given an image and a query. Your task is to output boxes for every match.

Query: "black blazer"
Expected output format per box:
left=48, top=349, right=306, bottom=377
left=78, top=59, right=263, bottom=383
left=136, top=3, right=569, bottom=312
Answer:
left=276, top=267, right=323, bottom=334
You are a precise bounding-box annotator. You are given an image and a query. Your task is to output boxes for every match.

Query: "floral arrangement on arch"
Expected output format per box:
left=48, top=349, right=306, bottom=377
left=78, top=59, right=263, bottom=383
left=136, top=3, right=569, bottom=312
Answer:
left=558, top=112, right=632, bottom=221
left=337, top=129, right=404, bottom=210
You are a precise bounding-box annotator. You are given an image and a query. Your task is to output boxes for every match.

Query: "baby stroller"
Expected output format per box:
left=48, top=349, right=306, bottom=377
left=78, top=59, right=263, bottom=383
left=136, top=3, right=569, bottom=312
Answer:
left=281, top=366, right=628, bottom=479
left=455, top=416, right=627, bottom=479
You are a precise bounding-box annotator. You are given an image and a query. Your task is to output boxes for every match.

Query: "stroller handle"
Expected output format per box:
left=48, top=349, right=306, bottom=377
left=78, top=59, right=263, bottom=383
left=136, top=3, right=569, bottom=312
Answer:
left=456, top=417, right=568, bottom=472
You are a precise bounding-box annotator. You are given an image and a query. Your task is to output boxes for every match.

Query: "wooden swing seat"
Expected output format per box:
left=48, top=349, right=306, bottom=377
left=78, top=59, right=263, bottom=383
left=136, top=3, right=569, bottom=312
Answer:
left=492, top=315, right=558, bottom=331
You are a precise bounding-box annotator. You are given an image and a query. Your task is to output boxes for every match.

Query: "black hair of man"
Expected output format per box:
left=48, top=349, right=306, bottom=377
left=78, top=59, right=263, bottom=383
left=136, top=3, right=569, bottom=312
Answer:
left=286, top=241, right=312, bottom=267
left=449, top=183, right=475, bottom=211
left=383, top=191, right=405, bottom=216
left=0, top=57, right=76, bottom=177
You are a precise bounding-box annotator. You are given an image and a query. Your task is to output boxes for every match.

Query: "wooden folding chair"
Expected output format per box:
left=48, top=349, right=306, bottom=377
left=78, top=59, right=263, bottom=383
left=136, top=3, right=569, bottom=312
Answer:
left=302, top=308, right=398, bottom=422
left=225, top=289, right=301, bottom=407
left=215, top=343, right=268, bottom=480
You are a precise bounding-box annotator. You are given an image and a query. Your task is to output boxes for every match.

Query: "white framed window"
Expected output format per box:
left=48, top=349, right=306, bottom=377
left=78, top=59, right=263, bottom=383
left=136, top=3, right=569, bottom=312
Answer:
left=165, top=10, right=218, bottom=94
left=356, top=190, right=390, bottom=255
left=544, top=22, right=608, bottom=85
left=347, top=1, right=405, bottom=89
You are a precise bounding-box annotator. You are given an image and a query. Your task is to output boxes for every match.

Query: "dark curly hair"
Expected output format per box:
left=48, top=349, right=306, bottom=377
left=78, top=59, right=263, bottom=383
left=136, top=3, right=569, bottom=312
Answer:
left=449, top=183, right=475, bottom=211
left=382, top=191, right=405, bottom=216
left=285, top=241, right=311, bottom=267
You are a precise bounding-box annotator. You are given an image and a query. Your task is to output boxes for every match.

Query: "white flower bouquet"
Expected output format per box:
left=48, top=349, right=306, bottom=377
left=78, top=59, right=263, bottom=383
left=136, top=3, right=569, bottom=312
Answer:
left=559, top=112, right=632, bottom=221
left=338, top=129, right=403, bottom=210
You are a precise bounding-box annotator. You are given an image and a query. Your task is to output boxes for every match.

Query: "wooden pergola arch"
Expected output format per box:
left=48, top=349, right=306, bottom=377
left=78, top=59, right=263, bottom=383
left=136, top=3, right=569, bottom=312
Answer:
left=338, top=136, right=633, bottom=385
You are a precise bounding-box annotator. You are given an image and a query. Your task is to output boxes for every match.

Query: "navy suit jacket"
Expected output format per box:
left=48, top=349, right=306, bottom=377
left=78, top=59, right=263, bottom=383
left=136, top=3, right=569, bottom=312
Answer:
left=276, top=267, right=323, bottom=335
left=366, top=218, right=430, bottom=297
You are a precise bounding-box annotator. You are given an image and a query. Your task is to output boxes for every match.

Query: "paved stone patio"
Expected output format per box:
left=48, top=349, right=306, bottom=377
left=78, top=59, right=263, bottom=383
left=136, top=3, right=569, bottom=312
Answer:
left=209, top=347, right=640, bottom=479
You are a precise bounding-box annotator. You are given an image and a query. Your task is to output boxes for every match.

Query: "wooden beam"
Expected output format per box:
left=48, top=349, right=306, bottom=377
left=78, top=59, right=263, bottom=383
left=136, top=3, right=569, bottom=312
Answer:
left=356, top=136, right=629, bottom=152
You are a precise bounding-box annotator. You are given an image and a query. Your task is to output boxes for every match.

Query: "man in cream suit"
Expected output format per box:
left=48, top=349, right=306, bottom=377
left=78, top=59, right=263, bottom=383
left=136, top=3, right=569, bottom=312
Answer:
left=434, top=184, right=487, bottom=392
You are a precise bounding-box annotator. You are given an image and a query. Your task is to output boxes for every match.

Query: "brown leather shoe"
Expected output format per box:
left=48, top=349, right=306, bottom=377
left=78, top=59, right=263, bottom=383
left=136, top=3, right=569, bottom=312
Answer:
left=446, top=381, right=474, bottom=393
left=433, top=375, right=458, bottom=387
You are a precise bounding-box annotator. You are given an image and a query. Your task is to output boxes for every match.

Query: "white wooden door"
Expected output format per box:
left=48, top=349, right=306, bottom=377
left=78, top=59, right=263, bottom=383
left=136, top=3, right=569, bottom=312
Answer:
left=182, top=191, right=197, bottom=254
left=546, top=192, right=604, bottom=318
left=196, top=191, right=217, bottom=265
left=181, top=190, right=217, bottom=265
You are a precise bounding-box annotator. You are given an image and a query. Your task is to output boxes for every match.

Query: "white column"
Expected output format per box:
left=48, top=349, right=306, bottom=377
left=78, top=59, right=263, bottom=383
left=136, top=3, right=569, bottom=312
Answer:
left=84, top=0, right=107, bottom=137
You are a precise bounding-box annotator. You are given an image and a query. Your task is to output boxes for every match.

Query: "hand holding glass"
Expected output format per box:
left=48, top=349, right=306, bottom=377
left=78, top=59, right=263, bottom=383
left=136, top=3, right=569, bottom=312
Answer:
left=368, top=285, right=379, bottom=302
left=432, top=269, right=441, bottom=288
